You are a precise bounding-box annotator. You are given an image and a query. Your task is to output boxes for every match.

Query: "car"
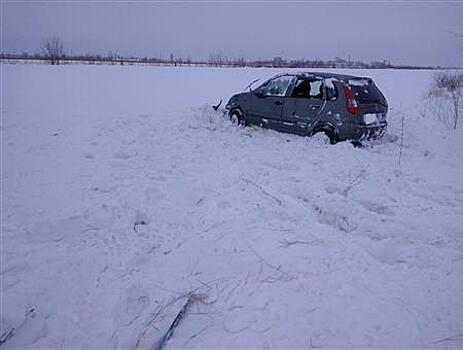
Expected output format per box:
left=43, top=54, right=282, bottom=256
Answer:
left=224, top=72, right=388, bottom=143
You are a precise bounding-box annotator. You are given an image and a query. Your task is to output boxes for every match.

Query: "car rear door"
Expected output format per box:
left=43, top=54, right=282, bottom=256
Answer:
left=246, top=75, right=293, bottom=129
left=348, top=78, right=388, bottom=125
left=280, top=78, right=326, bottom=134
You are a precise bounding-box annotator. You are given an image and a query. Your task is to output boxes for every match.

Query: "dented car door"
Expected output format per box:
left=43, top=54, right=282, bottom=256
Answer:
left=280, top=78, right=326, bottom=134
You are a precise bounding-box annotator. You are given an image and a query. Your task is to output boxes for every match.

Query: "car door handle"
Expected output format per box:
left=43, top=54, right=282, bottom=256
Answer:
left=311, top=105, right=321, bottom=110
left=274, top=101, right=283, bottom=106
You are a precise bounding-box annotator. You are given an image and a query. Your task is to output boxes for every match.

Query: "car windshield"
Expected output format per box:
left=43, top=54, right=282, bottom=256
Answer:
left=259, top=75, right=293, bottom=96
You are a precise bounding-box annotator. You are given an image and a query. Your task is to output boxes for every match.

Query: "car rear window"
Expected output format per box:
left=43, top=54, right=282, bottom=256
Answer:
left=348, top=78, right=386, bottom=105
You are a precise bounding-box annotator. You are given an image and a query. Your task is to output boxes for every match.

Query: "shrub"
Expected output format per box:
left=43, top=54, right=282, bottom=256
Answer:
left=425, top=72, right=463, bottom=129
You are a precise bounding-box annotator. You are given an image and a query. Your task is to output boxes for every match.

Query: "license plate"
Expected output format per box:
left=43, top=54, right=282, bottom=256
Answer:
left=364, top=113, right=378, bottom=125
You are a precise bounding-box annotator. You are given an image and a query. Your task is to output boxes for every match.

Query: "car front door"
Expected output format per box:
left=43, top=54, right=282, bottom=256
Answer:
left=246, top=75, right=293, bottom=130
left=281, top=78, right=326, bottom=134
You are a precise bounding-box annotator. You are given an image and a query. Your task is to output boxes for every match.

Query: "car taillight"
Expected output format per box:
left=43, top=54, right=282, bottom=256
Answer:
left=342, top=84, right=359, bottom=114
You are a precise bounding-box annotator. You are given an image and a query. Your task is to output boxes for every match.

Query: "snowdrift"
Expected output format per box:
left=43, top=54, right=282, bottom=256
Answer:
left=3, top=64, right=463, bottom=348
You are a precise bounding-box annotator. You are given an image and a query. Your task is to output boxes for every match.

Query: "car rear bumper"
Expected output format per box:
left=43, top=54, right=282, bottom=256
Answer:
left=354, top=121, right=387, bottom=141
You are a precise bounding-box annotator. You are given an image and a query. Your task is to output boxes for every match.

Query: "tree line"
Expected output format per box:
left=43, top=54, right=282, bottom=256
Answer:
left=0, top=36, right=449, bottom=70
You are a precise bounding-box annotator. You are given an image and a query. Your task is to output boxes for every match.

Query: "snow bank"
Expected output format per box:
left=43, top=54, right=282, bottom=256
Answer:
left=2, top=64, right=463, bottom=348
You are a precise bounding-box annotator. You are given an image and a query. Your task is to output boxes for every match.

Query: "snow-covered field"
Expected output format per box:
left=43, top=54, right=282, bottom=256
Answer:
left=2, top=64, right=463, bottom=349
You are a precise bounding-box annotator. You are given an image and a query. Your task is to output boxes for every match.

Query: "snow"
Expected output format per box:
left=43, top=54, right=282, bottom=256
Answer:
left=2, top=64, right=463, bottom=349
left=348, top=78, right=370, bottom=86
left=324, top=77, right=338, bottom=89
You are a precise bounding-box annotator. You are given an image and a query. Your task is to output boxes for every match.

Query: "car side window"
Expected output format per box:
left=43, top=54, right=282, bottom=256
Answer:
left=324, top=78, right=339, bottom=101
left=261, top=76, right=292, bottom=97
left=291, top=79, right=324, bottom=99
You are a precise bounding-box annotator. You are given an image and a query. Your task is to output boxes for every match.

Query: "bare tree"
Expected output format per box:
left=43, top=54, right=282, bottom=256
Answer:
left=208, top=52, right=224, bottom=67
left=42, top=37, right=65, bottom=65
left=433, top=72, right=463, bottom=129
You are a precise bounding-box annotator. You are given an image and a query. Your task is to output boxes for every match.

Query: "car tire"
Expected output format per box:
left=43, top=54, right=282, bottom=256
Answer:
left=312, top=126, right=338, bottom=144
left=324, top=128, right=338, bottom=144
left=229, top=109, right=246, bottom=126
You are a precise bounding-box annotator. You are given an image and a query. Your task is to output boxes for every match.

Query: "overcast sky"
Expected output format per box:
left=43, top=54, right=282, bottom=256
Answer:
left=3, top=1, right=463, bottom=66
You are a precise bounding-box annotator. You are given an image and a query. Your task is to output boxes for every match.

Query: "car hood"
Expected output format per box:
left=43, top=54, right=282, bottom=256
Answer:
left=226, top=92, right=248, bottom=108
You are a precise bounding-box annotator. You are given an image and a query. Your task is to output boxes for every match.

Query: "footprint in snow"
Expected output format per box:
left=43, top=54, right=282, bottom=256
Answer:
left=314, top=205, right=357, bottom=233
left=84, top=152, right=96, bottom=159
left=113, top=151, right=133, bottom=160
left=358, top=200, right=395, bottom=217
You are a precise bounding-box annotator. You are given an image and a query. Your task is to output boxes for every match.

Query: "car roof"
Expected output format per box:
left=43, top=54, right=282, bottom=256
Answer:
left=273, top=71, right=368, bottom=81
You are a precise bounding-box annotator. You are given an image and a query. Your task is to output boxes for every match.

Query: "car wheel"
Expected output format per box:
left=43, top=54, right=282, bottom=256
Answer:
left=317, top=132, right=332, bottom=144
left=229, top=109, right=245, bottom=126
left=312, top=126, right=338, bottom=144
left=324, top=128, right=338, bottom=144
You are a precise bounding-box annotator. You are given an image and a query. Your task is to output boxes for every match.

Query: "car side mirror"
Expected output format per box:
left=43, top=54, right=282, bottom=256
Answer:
left=254, top=90, right=264, bottom=98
